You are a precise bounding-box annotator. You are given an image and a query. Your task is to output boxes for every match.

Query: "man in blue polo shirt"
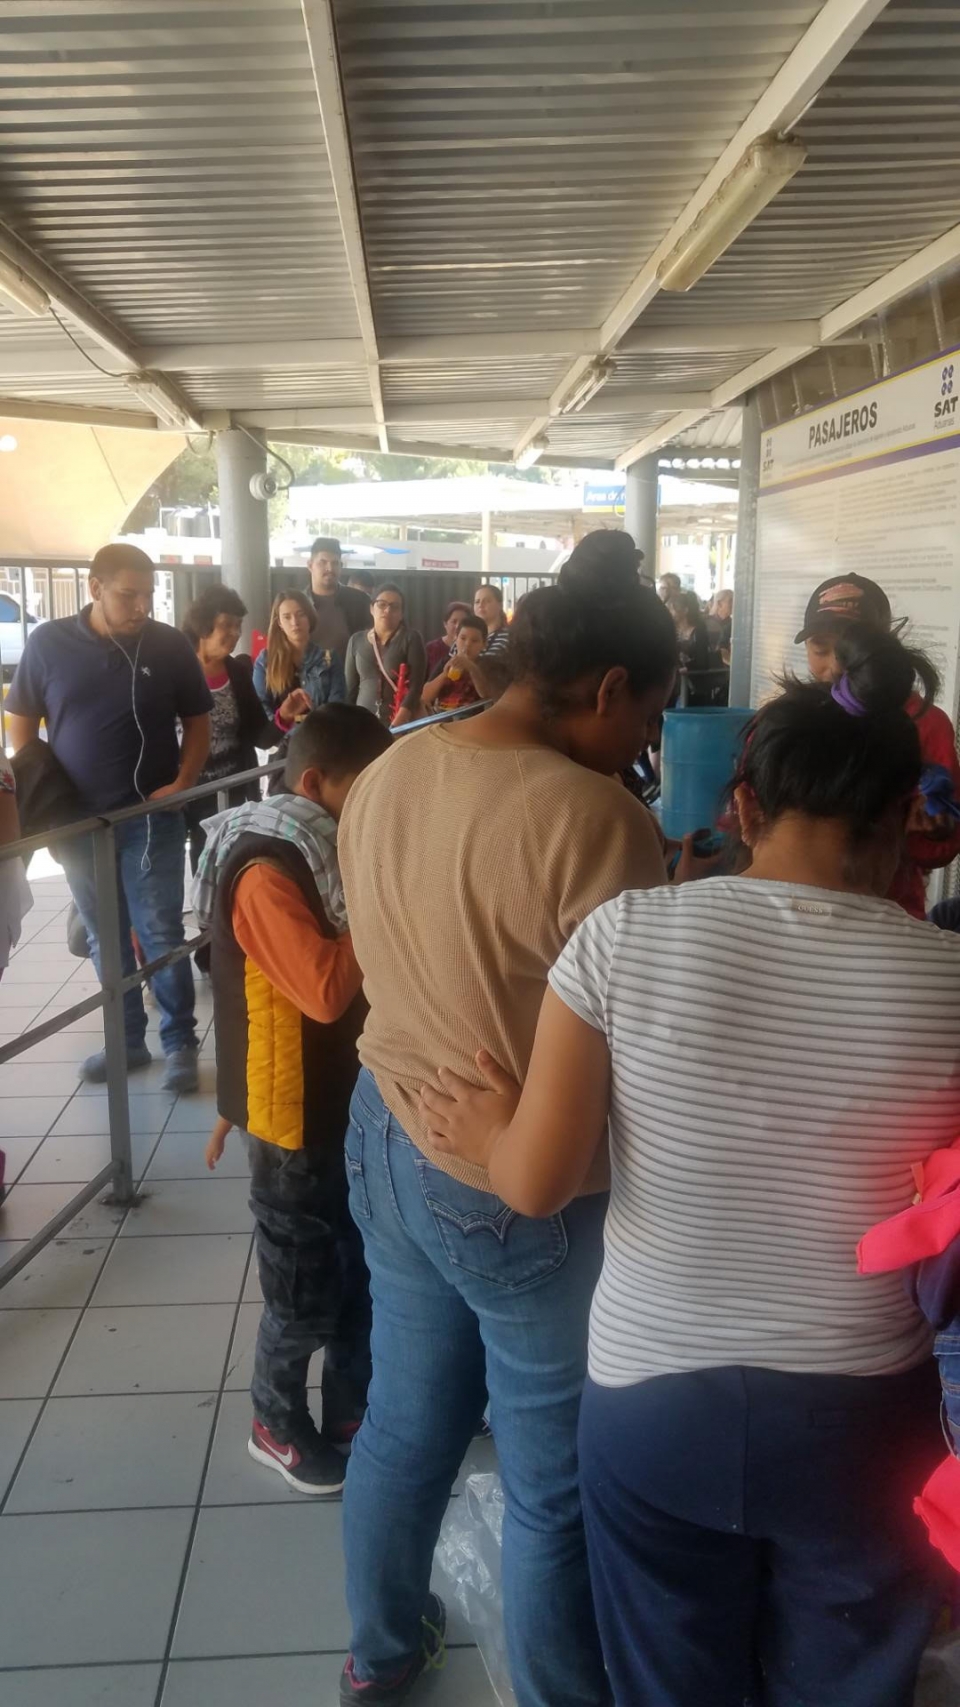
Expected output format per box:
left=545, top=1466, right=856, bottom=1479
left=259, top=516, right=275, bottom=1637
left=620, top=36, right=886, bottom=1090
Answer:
left=6, top=544, right=212, bottom=1093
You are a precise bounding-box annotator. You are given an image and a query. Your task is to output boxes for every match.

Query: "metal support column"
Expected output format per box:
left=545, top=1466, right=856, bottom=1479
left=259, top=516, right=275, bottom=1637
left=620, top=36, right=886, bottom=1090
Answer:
left=215, top=427, right=272, bottom=646
left=729, top=393, right=761, bottom=709
left=624, top=453, right=659, bottom=576
left=93, top=824, right=137, bottom=1206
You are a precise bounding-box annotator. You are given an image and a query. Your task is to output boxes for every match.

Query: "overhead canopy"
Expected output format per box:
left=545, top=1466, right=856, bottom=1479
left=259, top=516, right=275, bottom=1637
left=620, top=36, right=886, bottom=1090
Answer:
left=287, top=474, right=739, bottom=539
left=2, top=2, right=960, bottom=472
left=0, top=416, right=183, bottom=559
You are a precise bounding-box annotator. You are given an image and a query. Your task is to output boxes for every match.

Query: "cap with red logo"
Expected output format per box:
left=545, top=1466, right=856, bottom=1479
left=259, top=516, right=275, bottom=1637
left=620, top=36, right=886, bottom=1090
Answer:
left=794, top=574, right=892, bottom=644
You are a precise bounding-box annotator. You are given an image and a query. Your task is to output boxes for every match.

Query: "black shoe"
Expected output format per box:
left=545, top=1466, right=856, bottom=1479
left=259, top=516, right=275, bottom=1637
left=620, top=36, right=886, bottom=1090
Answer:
left=339, top=1594, right=446, bottom=1705
left=248, top=1418, right=346, bottom=1496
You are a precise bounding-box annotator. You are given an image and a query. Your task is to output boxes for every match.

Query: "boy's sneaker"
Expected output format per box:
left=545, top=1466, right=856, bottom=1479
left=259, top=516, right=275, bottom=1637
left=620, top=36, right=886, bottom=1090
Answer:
left=80, top=1042, right=152, bottom=1084
left=340, top=1594, right=446, bottom=1705
left=248, top=1418, right=346, bottom=1496
left=162, top=1048, right=199, bottom=1095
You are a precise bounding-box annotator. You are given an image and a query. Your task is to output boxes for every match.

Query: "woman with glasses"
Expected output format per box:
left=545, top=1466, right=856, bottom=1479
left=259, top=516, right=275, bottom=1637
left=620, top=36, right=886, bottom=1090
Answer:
left=345, top=583, right=427, bottom=728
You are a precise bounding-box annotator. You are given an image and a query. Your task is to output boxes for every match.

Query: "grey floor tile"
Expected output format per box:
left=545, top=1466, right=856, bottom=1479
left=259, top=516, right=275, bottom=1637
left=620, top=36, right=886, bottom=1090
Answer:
left=0, top=1030, right=103, bottom=1065
left=145, top=1125, right=249, bottom=1181
left=120, top=1177, right=252, bottom=1238
left=160, top=1654, right=346, bottom=1707
left=172, top=1502, right=350, bottom=1657
left=19, top=1128, right=154, bottom=1186
left=0, top=1309, right=80, bottom=1399
left=6, top=1391, right=217, bottom=1513
left=223, top=1301, right=320, bottom=1395
left=55, top=1303, right=237, bottom=1396
left=1, top=1665, right=162, bottom=1707
left=92, top=1233, right=251, bottom=1307
left=0, top=1134, right=44, bottom=1186
left=203, top=1390, right=319, bottom=1507
left=243, top=1257, right=262, bottom=1303
left=0, top=1398, right=42, bottom=1501
left=0, top=1063, right=82, bottom=1098
left=164, top=1092, right=221, bottom=1133
left=0, top=1097, right=70, bottom=1139
left=49, top=1094, right=174, bottom=1138
left=59, top=1194, right=130, bottom=1241
left=0, top=1238, right=112, bottom=1310
left=0, top=1508, right=192, bottom=1665
left=0, top=1181, right=93, bottom=1239
left=0, top=986, right=62, bottom=1015
left=160, top=1652, right=494, bottom=1707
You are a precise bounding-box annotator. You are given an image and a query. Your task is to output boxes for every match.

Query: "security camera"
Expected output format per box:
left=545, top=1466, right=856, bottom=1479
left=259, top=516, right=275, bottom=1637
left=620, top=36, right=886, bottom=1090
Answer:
left=249, top=471, right=279, bottom=501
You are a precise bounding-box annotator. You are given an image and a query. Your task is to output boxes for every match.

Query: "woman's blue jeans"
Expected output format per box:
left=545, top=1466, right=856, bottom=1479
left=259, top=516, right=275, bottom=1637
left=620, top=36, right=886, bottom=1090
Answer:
left=342, top=1068, right=610, bottom=1707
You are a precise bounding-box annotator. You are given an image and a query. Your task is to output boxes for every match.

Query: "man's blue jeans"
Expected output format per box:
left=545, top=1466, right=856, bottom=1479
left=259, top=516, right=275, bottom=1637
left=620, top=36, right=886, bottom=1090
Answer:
left=342, top=1068, right=610, bottom=1707
left=60, top=810, right=197, bottom=1056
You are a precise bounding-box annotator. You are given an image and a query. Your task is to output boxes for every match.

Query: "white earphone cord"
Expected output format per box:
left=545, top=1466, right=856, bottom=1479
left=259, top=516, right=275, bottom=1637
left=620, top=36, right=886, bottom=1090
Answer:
left=107, top=628, right=152, bottom=875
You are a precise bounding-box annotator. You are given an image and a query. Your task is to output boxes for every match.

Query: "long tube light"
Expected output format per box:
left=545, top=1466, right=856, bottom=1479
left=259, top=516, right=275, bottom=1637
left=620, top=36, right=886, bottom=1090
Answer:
left=124, top=372, right=194, bottom=429
left=555, top=356, right=616, bottom=416
left=0, top=256, right=49, bottom=318
left=514, top=434, right=549, bottom=470
left=658, top=135, right=807, bottom=293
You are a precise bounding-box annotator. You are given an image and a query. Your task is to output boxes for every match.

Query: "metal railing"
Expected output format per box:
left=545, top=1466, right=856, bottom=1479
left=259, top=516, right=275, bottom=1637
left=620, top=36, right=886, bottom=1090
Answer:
left=0, top=698, right=486, bottom=1292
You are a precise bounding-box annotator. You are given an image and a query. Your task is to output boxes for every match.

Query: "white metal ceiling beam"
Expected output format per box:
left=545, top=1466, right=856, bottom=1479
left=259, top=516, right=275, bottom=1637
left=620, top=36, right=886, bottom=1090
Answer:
left=269, top=428, right=616, bottom=471
left=207, top=388, right=713, bottom=433
left=512, top=0, right=891, bottom=462
left=614, top=218, right=960, bottom=470
left=131, top=324, right=861, bottom=373
left=300, top=0, right=389, bottom=452
left=0, top=219, right=201, bottom=429
left=0, top=395, right=157, bottom=431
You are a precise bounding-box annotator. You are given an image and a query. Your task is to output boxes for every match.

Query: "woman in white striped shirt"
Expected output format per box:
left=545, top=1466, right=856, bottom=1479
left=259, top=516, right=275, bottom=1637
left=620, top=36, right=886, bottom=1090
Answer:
left=421, top=621, right=960, bottom=1707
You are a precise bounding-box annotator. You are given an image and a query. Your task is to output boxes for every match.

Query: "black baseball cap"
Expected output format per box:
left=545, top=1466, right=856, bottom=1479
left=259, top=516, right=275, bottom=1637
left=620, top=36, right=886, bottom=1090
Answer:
left=794, top=574, right=892, bottom=643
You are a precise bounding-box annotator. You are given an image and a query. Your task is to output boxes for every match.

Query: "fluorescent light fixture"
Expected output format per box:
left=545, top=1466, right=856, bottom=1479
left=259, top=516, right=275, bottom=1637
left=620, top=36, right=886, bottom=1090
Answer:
left=0, top=256, right=49, bottom=318
left=555, top=356, right=616, bottom=415
left=658, top=134, right=806, bottom=293
left=124, top=371, right=193, bottom=429
left=514, top=434, right=549, bottom=471
left=0, top=434, right=17, bottom=453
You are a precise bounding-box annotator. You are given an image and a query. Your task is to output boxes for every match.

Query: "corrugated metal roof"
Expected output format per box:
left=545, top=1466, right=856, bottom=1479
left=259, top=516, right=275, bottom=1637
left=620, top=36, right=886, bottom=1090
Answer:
left=0, top=0, right=361, bottom=344
left=333, top=0, right=822, bottom=336
left=382, top=357, right=570, bottom=404
left=639, top=0, right=960, bottom=325
left=1, top=0, right=960, bottom=478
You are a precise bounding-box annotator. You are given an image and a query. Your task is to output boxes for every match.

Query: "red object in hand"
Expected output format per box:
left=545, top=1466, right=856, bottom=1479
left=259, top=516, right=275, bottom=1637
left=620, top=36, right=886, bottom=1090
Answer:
left=391, top=662, right=410, bottom=723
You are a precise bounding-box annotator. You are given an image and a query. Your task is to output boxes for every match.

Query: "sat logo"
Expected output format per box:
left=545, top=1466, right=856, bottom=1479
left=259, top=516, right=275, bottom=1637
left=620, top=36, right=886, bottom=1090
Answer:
left=935, top=363, right=958, bottom=421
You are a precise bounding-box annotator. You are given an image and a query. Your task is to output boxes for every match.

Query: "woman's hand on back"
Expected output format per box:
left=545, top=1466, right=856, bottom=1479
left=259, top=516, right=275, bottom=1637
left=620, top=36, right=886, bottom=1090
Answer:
left=419, top=1051, right=521, bottom=1168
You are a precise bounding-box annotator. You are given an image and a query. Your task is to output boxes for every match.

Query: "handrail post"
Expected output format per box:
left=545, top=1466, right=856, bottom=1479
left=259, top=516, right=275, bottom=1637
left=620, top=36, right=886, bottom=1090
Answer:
left=93, top=823, right=138, bottom=1207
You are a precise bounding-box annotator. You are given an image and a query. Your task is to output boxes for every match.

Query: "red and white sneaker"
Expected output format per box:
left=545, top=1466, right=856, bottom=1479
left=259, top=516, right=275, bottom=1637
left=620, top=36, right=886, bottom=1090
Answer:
left=248, top=1418, right=347, bottom=1496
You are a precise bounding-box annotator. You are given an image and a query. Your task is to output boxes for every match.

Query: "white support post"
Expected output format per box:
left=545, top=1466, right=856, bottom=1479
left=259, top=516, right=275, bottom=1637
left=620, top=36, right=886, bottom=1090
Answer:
left=624, top=455, right=660, bottom=578
left=216, top=429, right=272, bottom=646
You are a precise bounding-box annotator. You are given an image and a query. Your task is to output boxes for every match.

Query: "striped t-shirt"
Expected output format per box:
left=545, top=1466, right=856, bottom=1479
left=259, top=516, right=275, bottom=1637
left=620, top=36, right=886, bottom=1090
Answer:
left=549, top=877, right=960, bottom=1387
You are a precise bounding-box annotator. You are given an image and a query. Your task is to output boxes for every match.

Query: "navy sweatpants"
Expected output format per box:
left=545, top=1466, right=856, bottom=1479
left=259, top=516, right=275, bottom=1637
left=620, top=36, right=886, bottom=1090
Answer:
left=579, top=1362, right=945, bottom=1707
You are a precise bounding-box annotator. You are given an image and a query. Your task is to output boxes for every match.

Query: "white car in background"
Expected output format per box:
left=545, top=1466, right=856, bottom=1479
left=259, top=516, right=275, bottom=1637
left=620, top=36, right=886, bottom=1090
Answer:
left=0, top=594, right=38, bottom=676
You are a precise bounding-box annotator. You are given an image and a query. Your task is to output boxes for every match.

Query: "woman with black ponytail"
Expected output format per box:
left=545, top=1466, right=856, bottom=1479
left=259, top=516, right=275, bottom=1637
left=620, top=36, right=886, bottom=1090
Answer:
left=800, top=576, right=960, bottom=915
left=422, top=623, right=960, bottom=1707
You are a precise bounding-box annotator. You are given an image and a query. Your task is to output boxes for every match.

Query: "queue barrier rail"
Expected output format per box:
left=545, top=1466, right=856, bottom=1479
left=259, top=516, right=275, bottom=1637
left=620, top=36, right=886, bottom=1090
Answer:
left=0, top=699, right=486, bottom=1292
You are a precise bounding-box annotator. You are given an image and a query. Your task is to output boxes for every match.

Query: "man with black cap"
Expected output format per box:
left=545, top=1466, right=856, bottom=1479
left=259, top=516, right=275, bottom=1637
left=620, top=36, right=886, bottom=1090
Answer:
left=796, top=573, right=960, bottom=917
left=306, top=538, right=371, bottom=664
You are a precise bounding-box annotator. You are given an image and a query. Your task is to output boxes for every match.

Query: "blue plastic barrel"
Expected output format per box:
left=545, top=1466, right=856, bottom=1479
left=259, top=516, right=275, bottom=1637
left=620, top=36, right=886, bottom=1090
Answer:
left=660, top=706, right=752, bottom=840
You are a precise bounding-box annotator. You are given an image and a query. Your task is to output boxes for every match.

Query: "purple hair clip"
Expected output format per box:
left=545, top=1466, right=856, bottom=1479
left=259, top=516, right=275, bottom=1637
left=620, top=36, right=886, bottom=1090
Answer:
left=831, top=674, right=867, bottom=717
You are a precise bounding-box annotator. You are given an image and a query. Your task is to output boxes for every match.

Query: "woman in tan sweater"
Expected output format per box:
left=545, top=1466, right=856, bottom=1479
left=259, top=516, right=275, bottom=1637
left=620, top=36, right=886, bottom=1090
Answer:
left=336, top=533, right=677, bottom=1707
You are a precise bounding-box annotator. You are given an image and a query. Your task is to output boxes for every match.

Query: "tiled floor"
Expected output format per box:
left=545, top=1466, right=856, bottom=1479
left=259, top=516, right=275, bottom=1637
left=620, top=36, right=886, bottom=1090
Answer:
left=0, top=862, right=499, bottom=1706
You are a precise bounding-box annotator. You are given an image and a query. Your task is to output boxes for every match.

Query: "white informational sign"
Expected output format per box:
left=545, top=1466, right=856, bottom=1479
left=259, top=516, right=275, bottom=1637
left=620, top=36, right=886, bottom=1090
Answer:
left=752, top=347, right=960, bottom=716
